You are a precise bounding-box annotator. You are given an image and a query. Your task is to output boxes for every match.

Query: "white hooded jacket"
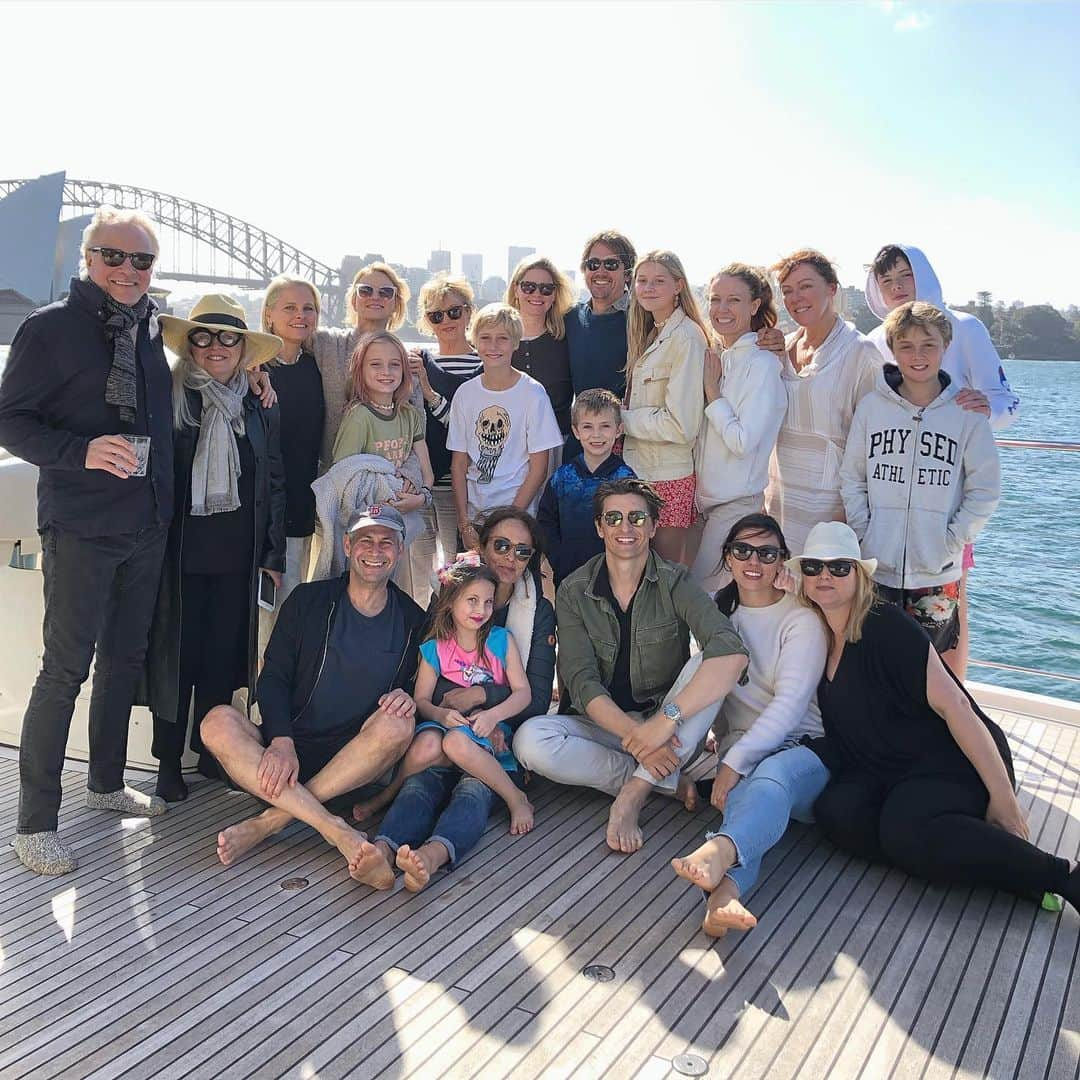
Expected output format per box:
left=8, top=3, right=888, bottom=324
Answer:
left=693, top=332, right=787, bottom=507
left=863, top=244, right=1020, bottom=430
left=840, top=364, right=1001, bottom=590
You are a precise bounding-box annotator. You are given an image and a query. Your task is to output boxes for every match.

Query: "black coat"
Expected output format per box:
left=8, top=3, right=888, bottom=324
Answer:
left=140, top=387, right=286, bottom=722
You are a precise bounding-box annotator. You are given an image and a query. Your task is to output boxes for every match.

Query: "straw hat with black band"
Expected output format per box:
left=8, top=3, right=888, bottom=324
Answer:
left=160, top=294, right=282, bottom=370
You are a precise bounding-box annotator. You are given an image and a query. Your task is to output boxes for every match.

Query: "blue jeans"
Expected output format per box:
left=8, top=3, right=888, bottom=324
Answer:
left=707, top=745, right=830, bottom=896
left=375, top=766, right=495, bottom=868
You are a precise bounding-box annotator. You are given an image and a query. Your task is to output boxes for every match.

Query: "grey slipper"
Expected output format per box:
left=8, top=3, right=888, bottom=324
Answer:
left=13, top=831, right=78, bottom=875
left=86, top=786, right=167, bottom=817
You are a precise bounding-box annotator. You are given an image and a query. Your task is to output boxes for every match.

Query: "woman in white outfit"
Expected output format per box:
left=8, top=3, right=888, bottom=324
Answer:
left=691, top=264, right=787, bottom=592
left=764, top=249, right=881, bottom=556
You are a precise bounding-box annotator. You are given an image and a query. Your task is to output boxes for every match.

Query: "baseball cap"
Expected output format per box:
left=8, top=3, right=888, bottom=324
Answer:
left=345, top=504, right=406, bottom=537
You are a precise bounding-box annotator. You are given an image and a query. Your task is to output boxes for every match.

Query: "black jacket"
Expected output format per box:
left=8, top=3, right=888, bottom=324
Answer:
left=0, top=277, right=174, bottom=535
left=141, top=387, right=286, bottom=722
left=257, top=574, right=427, bottom=741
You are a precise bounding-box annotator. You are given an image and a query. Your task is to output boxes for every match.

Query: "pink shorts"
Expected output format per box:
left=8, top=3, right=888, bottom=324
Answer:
left=962, top=542, right=975, bottom=572
left=653, top=475, right=697, bottom=529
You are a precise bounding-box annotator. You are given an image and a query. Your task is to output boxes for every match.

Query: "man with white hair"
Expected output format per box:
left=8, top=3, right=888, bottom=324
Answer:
left=0, top=206, right=175, bottom=874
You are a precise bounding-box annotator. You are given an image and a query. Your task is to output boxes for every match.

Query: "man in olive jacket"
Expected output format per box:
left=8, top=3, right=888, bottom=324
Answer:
left=514, top=478, right=748, bottom=853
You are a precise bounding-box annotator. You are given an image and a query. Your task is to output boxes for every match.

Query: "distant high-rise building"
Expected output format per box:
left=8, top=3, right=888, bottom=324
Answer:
left=481, top=276, right=507, bottom=303
left=507, top=245, right=535, bottom=281
left=428, top=249, right=451, bottom=274
left=462, top=253, right=483, bottom=287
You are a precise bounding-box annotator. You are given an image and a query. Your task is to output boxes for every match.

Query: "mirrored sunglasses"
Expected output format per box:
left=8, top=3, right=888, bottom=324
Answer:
left=584, top=257, right=624, bottom=273
left=518, top=280, right=556, bottom=297
left=601, top=510, right=650, bottom=527
left=491, top=537, right=534, bottom=561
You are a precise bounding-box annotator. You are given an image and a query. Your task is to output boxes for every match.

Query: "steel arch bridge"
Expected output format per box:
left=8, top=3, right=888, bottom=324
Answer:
left=0, top=177, right=347, bottom=316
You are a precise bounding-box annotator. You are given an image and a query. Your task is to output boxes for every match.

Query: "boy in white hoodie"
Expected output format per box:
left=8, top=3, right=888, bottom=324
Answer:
left=841, top=302, right=1000, bottom=662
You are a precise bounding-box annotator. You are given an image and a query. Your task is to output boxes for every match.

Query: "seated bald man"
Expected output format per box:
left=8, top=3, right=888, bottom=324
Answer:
left=201, top=505, right=425, bottom=875
left=514, top=478, right=749, bottom=852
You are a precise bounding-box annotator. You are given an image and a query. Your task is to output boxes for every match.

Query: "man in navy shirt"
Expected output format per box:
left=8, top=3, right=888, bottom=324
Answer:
left=564, top=229, right=637, bottom=399
left=0, top=207, right=175, bottom=875
left=201, top=505, right=426, bottom=876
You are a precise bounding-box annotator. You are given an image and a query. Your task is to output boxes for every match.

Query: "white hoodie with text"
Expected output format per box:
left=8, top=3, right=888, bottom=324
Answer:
left=864, top=244, right=1020, bottom=430
left=840, top=364, right=1001, bottom=590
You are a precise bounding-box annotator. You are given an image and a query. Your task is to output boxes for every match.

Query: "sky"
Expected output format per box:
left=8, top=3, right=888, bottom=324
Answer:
left=2, top=0, right=1078, bottom=307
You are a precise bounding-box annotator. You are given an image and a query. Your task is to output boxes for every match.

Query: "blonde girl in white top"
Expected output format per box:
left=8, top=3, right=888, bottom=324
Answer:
left=691, top=264, right=787, bottom=592
left=622, top=250, right=710, bottom=565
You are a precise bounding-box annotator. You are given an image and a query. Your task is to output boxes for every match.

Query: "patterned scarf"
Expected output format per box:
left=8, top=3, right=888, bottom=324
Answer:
left=183, top=365, right=248, bottom=516
left=101, top=291, right=150, bottom=424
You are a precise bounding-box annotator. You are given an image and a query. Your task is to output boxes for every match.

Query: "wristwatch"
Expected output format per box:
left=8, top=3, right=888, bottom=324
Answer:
left=663, top=702, right=682, bottom=727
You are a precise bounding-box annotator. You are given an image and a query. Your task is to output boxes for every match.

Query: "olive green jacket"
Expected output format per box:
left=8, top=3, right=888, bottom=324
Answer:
left=555, top=550, right=748, bottom=715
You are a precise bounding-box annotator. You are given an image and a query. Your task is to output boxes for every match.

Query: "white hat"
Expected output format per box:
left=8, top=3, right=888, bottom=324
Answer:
left=785, top=520, right=877, bottom=577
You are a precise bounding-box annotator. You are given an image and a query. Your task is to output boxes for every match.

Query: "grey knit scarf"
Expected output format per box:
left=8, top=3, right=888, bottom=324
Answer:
left=101, top=291, right=149, bottom=423
left=184, top=365, right=248, bottom=516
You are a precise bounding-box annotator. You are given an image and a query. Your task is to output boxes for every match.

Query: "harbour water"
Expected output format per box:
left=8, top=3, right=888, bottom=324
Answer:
left=0, top=348, right=1076, bottom=700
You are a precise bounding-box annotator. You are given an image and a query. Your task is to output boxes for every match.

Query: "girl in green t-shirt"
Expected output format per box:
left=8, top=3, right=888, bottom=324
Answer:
left=332, top=331, right=434, bottom=515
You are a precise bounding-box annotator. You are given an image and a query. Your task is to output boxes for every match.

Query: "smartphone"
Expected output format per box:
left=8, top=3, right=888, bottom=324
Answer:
left=257, top=571, right=277, bottom=612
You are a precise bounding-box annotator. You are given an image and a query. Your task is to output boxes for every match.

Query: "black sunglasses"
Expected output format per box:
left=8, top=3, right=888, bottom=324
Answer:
left=355, top=284, right=397, bottom=299
left=799, top=558, right=856, bottom=578
left=601, top=509, right=650, bottom=527
left=584, top=257, right=624, bottom=273
left=518, top=281, right=556, bottom=297
left=427, top=305, right=466, bottom=325
left=88, top=246, right=155, bottom=272
left=726, top=541, right=784, bottom=564
left=491, top=537, right=534, bottom=561
left=188, top=328, right=244, bottom=349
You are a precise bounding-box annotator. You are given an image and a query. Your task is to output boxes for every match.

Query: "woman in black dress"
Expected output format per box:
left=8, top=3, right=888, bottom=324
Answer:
left=794, top=520, right=1078, bottom=911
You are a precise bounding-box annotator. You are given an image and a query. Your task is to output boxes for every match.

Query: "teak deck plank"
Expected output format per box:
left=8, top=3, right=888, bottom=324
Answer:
left=0, top=706, right=1076, bottom=1080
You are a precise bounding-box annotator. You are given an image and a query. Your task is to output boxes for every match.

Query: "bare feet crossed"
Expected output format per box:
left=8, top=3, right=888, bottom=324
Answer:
left=349, top=839, right=395, bottom=890
left=702, top=878, right=757, bottom=938
left=216, top=814, right=277, bottom=866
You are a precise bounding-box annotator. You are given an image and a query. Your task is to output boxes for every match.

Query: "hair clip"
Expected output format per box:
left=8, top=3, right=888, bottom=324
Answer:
left=436, top=550, right=482, bottom=585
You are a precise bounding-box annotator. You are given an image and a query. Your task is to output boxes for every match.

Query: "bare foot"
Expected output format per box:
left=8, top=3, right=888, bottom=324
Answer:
left=349, top=839, right=394, bottom=890
left=702, top=878, right=757, bottom=938
left=217, top=815, right=276, bottom=866
left=671, top=835, right=737, bottom=891
left=351, top=791, right=390, bottom=826
left=396, top=843, right=448, bottom=893
left=606, top=779, right=651, bottom=853
left=675, top=773, right=700, bottom=813
left=704, top=730, right=717, bottom=754
left=508, top=793, right=535, bottom=836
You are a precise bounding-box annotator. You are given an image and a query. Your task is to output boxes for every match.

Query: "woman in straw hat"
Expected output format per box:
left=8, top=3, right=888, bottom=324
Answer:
left=798, top=521, right=1078, bottom=914
left=142, top=295, right=286, bottom=801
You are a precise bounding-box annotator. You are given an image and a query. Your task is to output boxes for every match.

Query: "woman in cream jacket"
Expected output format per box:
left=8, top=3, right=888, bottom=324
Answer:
left=622, top=250, right=710, bottom=565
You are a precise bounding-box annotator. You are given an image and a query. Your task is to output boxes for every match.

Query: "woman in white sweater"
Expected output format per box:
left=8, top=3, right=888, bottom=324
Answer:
left=764, top=249, right=881, bottom=556
left=671, top=512, right=829, bottom=938
left=691, top=264, right=787, bottom=592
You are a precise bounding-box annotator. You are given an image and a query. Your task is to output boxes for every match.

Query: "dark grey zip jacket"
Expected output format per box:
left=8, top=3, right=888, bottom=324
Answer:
left=257, top=574, right=427, bottom=741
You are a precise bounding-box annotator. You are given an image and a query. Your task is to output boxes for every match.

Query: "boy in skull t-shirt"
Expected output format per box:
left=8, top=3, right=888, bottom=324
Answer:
left=446, top=304, right=563, bottom=543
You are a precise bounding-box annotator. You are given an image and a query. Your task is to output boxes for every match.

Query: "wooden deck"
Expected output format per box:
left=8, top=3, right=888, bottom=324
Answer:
left=1, top=707, right=1077, bottom=1080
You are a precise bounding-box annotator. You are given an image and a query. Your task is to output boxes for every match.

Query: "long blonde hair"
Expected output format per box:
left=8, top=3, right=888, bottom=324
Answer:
left=796, top=562, right=878, bottom=645
left=345, top=262, right=410, bottom=331
left=261, top=275, right=321, bottom=359
left=506, top=255, right=576, bottom=341
left=626, top=250, right=710, bottom=368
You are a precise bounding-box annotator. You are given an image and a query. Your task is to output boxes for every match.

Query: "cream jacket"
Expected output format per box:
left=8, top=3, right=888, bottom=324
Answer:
left=621, top=307, right=708, bottom=482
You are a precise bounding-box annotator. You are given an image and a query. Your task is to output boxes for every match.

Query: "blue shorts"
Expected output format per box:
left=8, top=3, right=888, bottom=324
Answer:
left=414, top=719, right=518, bottom=772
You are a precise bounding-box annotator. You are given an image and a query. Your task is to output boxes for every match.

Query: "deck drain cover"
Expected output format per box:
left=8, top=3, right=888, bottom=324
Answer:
left=672, top=1053, right=708, bottom=1076
left=280, top=877, right=309, bottom=891
left=582, top=964, right=615, bottom=982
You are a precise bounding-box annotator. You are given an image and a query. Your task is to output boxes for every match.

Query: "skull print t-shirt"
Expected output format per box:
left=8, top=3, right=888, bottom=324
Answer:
left=446, top=371, right=564, bottom=515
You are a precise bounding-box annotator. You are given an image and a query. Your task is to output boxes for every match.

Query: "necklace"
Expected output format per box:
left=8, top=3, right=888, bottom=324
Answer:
left=368, top=399, right=395, bottom=414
